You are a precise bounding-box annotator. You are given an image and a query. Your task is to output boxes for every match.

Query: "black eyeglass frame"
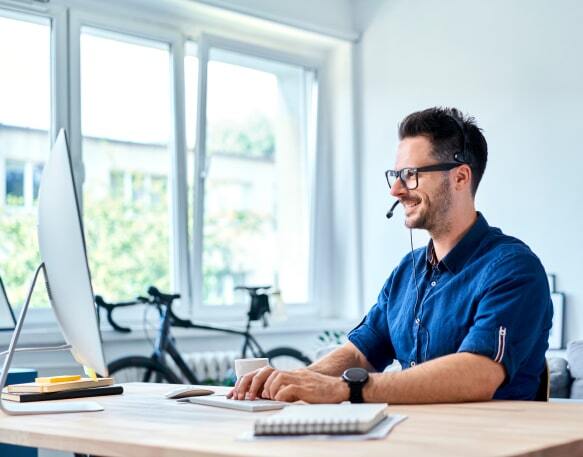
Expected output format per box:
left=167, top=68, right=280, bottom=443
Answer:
left=385, top=162, right=462, bottom=190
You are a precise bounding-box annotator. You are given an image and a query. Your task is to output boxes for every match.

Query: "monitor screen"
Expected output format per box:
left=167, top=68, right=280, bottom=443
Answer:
left=37, top=129, right=107, bottom=376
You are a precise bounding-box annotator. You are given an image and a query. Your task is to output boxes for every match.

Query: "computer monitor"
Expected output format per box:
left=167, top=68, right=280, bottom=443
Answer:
left=0, top=276, right=16, bottom=331
left=37, top=129, right=107, bottom=376
left=0, top=129, right=107, bottom=414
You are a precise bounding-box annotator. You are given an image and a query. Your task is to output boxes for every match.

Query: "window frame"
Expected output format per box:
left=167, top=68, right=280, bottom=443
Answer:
left=0, top=0, right=352, bottom=329
left=68, top=9, right=192, bottom=310
left=0, top=1, right=67, bottom=325
left=191, top=33, right=321, bottom=319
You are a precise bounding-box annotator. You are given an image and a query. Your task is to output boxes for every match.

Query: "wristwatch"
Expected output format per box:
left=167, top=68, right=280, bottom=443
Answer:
left=341, top=367, right=369, bottom=403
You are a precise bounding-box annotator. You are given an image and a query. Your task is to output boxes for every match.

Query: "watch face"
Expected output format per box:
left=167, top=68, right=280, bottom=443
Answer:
left=343, top=367, right=368, bottom=383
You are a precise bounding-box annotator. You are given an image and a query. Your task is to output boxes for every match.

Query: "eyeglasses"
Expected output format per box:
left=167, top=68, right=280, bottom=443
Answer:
left=385, top=163, right=462, bottom=190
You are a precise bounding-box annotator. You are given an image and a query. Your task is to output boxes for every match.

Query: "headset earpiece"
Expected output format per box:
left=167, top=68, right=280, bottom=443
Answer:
left=449, top=114, right=472, bottom=167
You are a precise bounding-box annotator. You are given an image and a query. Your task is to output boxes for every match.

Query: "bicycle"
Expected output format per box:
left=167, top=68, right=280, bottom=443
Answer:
left=96, top=286, right=312, bottom=384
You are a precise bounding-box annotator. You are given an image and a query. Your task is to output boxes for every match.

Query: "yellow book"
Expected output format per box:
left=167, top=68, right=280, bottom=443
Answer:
left=6, top=377, right=113, bottom=394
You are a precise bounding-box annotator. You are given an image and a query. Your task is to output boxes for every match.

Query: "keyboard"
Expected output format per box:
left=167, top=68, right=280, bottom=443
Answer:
left=186, top=394, right=287, bottom=412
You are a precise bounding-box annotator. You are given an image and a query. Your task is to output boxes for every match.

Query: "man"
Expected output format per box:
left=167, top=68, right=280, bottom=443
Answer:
left=229, top=107, right=553, bottom=404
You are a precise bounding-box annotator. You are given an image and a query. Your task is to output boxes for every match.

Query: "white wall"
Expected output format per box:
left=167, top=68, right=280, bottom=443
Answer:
left=193, top=0, right=358, bottom=40
left=358, top=0, right=583, bottom=343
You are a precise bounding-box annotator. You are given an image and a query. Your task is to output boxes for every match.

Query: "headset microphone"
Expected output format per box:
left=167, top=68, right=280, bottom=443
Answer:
left=385, top=198, right=421, bottom=320
left=385, top=200, right=400, bottom=219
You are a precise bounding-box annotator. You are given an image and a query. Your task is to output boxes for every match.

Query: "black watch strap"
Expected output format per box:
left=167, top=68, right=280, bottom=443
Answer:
left=348, top=383, right=365, bottom=403
left=342, top=367, right=369, bottom=403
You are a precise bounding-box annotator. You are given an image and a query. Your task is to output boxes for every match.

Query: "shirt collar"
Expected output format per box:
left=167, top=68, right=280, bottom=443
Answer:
left=426, top=212, right=490, bottom=274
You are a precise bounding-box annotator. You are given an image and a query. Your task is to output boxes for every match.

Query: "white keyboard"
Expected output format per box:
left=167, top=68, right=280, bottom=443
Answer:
left=186, top=395, right=287, bottom=412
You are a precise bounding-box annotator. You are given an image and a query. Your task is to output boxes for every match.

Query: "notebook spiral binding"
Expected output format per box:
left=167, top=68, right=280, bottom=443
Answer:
left=255, top=417, right=361, bottom=435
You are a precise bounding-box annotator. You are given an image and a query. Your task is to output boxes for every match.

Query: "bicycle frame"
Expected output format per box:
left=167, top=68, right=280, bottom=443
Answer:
left=148, top=305, right=269, bottom=384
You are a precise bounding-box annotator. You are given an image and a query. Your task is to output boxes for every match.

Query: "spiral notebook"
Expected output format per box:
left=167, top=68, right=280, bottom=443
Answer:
left=254, top=403, right=388, bottom=436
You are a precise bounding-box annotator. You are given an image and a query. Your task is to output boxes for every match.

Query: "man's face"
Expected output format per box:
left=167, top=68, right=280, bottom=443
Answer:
left=389, top=136, right=453, bottom=234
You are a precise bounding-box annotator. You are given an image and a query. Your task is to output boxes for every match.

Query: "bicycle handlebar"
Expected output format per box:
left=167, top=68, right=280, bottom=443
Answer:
left=94, top=295, right=144, bottom=333
left=96, top=284, right=273, bottom=333
left=148, top=286, right=180, bottom=302
left=95, top=287, right=189, bottom=333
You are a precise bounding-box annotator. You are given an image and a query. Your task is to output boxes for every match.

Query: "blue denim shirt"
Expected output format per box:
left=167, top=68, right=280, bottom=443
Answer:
left=348, top=213, right=553, bottom=400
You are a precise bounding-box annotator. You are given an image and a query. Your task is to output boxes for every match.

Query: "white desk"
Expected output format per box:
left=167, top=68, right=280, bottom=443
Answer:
left=1, top=383, right=583, bottom=457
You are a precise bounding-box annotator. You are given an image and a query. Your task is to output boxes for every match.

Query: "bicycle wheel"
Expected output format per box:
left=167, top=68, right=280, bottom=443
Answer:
left=108, top=356, right=181, bottom=384
left=266, top=347, right=312, bottom=371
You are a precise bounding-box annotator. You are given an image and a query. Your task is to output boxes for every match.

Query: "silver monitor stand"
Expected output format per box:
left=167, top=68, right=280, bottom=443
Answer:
left=0, top=264, right=103, bottom=415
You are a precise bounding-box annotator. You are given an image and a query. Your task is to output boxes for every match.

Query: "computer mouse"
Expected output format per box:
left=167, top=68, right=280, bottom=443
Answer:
left=164, top=386, right=215, bottom=399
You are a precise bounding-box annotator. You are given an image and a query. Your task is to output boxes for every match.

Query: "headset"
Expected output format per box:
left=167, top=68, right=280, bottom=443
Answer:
left=449, top=113, right=473, bottom=167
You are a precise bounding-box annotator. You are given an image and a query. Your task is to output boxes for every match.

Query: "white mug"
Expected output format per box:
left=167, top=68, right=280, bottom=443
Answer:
left=234, top=357, right=269, bottom=379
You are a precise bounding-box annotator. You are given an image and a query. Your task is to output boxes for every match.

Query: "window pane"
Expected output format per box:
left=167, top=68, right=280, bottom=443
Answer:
left=131, top=172, right=146, bottom=204
left=109, top=170, right=125, bottom=199
left=0, top=13, right=50, bottom=308
left=81, top=28, right=172, bottom=301
left=5, top=160, right=25, bottom=204
left=202, top=48, right=315, bottom=306
left=150, top=175, right=167, bottom=206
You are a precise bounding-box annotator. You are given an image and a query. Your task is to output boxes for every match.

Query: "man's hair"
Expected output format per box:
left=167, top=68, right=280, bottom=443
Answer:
left=398, top=107, right=488, bottom=196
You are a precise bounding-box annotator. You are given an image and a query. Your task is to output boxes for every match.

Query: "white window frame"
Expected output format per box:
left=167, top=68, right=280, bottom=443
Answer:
left=0, top=1, right=67, bottom=325
left=68, top=9, right=192, bottom=313
left=0, top=0, right=357, bottom=330
left=191, top=33, right=322, bottom=320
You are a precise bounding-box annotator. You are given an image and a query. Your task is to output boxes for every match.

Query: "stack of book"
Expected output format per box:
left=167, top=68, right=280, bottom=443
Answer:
left=2, top=376, right=123, bottom=403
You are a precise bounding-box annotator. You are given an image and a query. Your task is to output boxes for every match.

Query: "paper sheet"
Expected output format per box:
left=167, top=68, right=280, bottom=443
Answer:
left=238, top=414, right=407, bottom=441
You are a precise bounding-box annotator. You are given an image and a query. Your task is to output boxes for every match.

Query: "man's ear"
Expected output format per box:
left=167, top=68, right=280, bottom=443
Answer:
left=453, top=164, right=472, bottom=191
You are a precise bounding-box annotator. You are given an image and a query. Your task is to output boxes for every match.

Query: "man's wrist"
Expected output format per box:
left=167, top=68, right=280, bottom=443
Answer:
left=362, top=374, right=373, bottom=402
left=338, top=377, right=350, bottom=402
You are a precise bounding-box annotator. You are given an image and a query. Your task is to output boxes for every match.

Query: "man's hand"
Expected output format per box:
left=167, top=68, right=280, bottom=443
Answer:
left=263, top=369, right=349, bottom=403
left=227, top=367, right=350, bottom=403
left=227, top=366, right=276, bottom=400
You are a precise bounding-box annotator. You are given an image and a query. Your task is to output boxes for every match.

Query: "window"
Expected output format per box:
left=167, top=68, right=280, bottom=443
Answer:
left=80, top=27, right=172, bottom=301
left=0, top=13, right=50, bottom=308
left=109, top=170, right=167, bottom=205
left=193, top=44, right=317, bottom=308
left=109, top=170, right=125, bottom=199
left=0, top=3, right=340, bottom=323
left=3, top=161, right=44, bottom=207
left=5, top=160, right=25, bottom=205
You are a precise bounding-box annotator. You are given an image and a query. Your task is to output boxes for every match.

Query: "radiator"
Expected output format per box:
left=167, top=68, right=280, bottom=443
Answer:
left=166, top=351, right=239, bottom=384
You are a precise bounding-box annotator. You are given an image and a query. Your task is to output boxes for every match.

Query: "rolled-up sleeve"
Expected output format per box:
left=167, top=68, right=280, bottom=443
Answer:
left=457, top=251, right=552, bottom=384
left=348, top=276, right=396, bottom=372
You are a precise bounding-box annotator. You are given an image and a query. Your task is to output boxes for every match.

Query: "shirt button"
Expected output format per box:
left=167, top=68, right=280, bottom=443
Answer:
left=415, top=318, right=421, bottom=324
left=431, top=281, right=437, bottom=287
left=410, top=361, right=416, bottom=367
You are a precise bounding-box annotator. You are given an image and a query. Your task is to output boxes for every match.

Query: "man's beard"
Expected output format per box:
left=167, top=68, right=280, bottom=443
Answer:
left=405, top=177, right=452, bottom=237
